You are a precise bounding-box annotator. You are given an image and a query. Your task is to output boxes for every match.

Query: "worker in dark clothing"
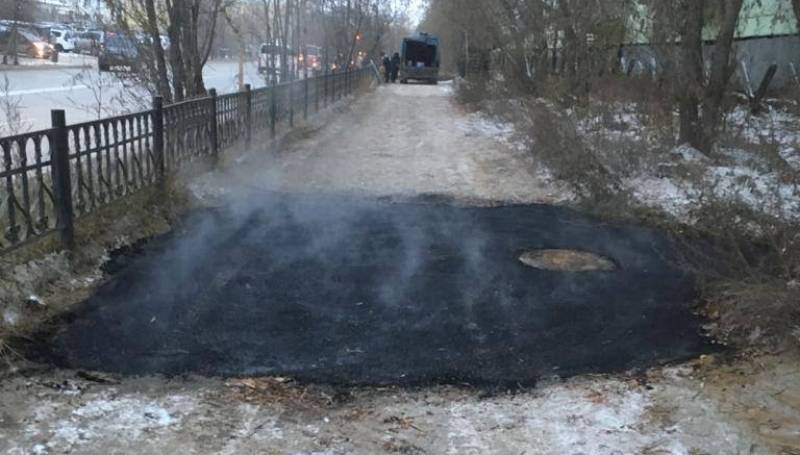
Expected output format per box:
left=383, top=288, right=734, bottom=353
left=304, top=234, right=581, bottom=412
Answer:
left=382, top=53, right=391, bottom=83
left=390, top=52, right=401, bottom=83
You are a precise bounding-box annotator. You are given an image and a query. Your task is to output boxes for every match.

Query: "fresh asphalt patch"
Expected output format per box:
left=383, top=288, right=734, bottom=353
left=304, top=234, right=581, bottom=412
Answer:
left=35, top=194, right=712, bottom=386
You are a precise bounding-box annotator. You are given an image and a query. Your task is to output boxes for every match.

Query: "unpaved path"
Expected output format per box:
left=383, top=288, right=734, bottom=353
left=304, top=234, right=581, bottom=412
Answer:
left=2, top=83, right=800, bottom=455
left=2, top=355, right=799, bottom=454
left=195, top=82, right=570, bottom=204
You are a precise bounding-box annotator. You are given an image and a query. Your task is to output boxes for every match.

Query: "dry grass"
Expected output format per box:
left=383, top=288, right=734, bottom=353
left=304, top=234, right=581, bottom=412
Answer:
left=680, top=201, right=800, bottom=348
left=0, top=334, right=24, bottom=370
left=0, top=181, right=188, bottom=372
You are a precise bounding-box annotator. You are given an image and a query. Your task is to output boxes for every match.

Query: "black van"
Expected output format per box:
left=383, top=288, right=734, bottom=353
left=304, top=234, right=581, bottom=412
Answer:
left=399, top=33, right=440, bottom=84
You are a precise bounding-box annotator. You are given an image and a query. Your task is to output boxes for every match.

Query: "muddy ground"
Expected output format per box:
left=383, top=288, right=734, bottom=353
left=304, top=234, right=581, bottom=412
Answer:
left=2, top=83, right=800, bottom=454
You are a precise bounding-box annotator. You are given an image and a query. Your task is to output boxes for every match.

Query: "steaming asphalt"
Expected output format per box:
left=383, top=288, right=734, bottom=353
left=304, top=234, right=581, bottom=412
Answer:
left=39, top=193, right=710, bottom=386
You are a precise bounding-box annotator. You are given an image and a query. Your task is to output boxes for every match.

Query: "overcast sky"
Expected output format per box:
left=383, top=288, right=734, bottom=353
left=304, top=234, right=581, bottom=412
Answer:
left=406, top=0, right=427, bottom=27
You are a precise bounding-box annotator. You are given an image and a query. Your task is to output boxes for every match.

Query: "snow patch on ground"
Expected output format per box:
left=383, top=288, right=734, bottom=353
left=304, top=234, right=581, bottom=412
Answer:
left=576, top=103, right=649, bottom=143
left=709, top=165, right=800, bottom=214
left=780, top=147, right=800, bottom=171
left=18, top=392, right=197, bottom=453
left=560, top=99, right=800, bottom=222
left=456, top=110, right=531, bottom=154
left=453, top=109, right=574, bottom=202
left=671, top=144, right=709, bottom=163
left=458, top=113, right=515, bottom=139
left=626, top=141, right=800, bottom=222
left=727, top=105, right=800, bottom=147
left=624, top=174, right=698, bottom=219
left=519, top=380, right=652, bottom=451
left=2, top=308, right=19, bottom=326
left=446, top=403, right=491, bottom=454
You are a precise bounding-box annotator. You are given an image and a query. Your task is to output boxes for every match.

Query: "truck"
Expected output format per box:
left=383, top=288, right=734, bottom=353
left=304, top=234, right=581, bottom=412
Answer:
left=258, top=42, right=296, bottom=83
left=399, top=32, right=440, bottom=84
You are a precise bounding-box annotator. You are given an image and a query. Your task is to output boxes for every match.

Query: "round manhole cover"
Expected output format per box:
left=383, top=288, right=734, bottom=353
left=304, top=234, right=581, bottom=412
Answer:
left=519, top=249, right=617, bottom=272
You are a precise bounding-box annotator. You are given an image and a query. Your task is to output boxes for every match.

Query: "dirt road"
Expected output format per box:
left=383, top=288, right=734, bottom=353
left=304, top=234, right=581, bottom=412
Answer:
left=2, top=83, right=799, bottom=455
left=193, top=82, right=570, bottom=204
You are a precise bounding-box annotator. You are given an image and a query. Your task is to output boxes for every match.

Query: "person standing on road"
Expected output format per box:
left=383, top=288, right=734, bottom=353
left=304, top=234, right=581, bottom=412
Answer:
left=382, top=52, right=391, bottom=83
left=390, top=52, right=401, bottom=83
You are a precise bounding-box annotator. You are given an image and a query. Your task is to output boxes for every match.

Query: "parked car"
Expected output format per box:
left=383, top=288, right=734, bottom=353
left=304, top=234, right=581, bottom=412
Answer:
left=49, top=28, right=76, bottom=52
left=133, top=32, right=170, bottom=51
left=74, top=30, right=103, bottom=55
left=0, top=28, right=55, bottom=59
left=98, top=33, right=138, bottom=72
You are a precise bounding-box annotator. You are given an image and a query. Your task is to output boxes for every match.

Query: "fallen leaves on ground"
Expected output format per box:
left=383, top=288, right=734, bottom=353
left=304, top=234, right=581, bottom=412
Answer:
left=225, top=377, right=317, bottom=406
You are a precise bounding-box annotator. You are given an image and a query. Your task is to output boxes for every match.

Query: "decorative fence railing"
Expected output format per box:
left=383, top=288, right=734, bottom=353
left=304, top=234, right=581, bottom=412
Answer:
left=0, top=66, right=376, bottom=254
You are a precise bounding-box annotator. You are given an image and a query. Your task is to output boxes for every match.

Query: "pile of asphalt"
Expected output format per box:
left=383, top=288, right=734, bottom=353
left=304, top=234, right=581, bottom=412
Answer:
left=37, top=194, right=711, bottom=386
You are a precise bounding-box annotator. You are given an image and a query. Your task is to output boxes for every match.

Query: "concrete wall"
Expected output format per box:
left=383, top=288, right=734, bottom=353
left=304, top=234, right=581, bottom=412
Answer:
left=620, top=35, right=800, bottom=91
left=736, top=35, right=800, bottom=90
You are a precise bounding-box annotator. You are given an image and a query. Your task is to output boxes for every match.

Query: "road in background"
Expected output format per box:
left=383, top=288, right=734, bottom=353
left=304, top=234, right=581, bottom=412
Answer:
left=2, top=59, right=266, bottom=133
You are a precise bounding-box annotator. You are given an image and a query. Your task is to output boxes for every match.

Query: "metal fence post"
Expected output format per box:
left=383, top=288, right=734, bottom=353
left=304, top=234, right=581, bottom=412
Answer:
left=152, top=96, right=165, bottom=179
left=289, top=78, right=295, bottom=128
left=303, top=75, right=309, bottom=120
left=324, top=71, right=329, bottom=107
left=332, top=71, right=336, bottom=101
left=270, top=82, right=277, bottom=139
left=50, top=109, right=75, bottom=250
left=208, top=88, right=219, bottom=162
left=244, top=83, right=252, bottom=147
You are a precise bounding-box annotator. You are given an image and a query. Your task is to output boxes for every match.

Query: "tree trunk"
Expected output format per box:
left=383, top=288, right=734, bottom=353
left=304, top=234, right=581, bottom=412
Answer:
left=678, top=0, right=704, bottom=148
left=700, top=0, right=744, bottom=153
left=281, top=0, right=292, bottom=81
left=182, top=0, right=200, bottom=95
left=144, top=0, right=172, bottom=102
left=166, top=0, right=186, bottom=101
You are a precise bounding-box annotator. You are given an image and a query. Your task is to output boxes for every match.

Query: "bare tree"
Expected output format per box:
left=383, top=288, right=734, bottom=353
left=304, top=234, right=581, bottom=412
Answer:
left=1, top=0, right=27, bottom=65
left=103, top=0, right=406, bottom=99
left=671, top=0, right=744, bottom=154
left=143, top=0, right=171, bottom=101
left=0, top=74, right=29, bottom=136
left=106, top=0, right=229, bottom=101
left=422, top=0, right=629, bottom=91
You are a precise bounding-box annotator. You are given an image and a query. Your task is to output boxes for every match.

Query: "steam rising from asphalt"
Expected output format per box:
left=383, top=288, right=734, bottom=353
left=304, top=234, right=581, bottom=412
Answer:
left=45, top=155, right=708, bottom=383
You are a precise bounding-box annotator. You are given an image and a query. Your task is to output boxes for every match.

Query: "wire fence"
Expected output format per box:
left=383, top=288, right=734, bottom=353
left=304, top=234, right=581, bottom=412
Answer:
left=0, top=66, right=377, bottom=254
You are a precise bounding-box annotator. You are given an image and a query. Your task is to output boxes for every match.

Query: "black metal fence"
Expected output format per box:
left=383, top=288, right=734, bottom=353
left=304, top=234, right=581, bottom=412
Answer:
left=0, top=67, right=376, bottom=254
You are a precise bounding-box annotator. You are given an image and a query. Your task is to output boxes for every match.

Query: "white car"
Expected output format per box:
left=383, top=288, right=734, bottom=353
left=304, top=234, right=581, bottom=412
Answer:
left=49, top=28, right=76, bottom=52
